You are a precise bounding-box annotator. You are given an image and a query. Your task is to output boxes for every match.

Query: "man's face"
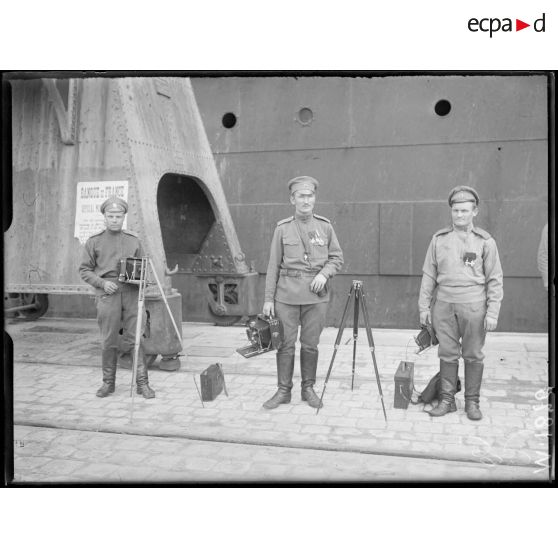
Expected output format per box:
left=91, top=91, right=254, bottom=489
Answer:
left=104, top=209, right=126, bottom=231
left=451, top=201, right=478, bottom=229
left=290, top=190, right=315, bottom=215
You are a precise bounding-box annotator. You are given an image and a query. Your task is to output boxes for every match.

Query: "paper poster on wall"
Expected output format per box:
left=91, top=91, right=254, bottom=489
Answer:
left=74, top=181, right=129, bottom=244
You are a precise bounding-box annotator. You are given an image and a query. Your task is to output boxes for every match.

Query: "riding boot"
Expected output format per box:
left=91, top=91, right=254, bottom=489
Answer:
left=300, top=348, right=323, bottom=408
left=135, top=346, right=155, bottom=399
left=96, top=348, right=117, bottom=397
left=263, top=352, right=294, bottom=409
left=417, top=372, right=462, bottom=404
left=464, top=361, right=484, bottom=420
left=427, top=360, right=458, bottom=416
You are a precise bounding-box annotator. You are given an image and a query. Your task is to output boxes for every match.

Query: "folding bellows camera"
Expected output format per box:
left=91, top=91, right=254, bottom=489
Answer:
left=236, top=315, right=284, bottom=358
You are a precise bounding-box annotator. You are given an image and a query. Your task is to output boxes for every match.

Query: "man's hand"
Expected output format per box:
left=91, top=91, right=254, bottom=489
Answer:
left=310, top=273, right=327, bottom=294
left=103, top=280, right=118, bottom=295
left=263, top=302, right=275, bottom=318
left=484, top=316, right=497, bottom=331
left=419, top=310, right=431, bottom=326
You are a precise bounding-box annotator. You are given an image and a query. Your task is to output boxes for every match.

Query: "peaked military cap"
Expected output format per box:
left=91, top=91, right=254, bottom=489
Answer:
left=101, top=196, right=128, bottom=214
left=448, top=186, right=480, bottom=206
left=288, top=175, right=319, bottom=194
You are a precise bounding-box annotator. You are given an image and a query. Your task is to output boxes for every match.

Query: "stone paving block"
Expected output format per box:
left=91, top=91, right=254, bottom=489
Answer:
left=269, top=413, right=300, bottom=424
left=373, top=439, right=412, bottom=451
left=326, top=417, right=358, bottom=428
left=430, top=434, right=464, bottom=445
left=301, top=425, right=332, bottom=435
left=145, top=453, right=187, bottom=470
left=490, top=401, right=519, bottom=409
left=356, top=418, right=391, bottom=429
left=225, top=420, right=250, bottom=429
left=13, top=456, right=53, bottom=471
left=77, top=462, right=128, bottom=480
left=107, top=450, right=150, bottom=466
left=36, top=458, right=87, bottom=476
left=215, top=409, right=249, bottom=420
left=246, top=420, right=277, bottom=431
left=410, top=441, right=446, bottom=454
left=270, top=422, right=303, bottom=433
left=409, top=432, right=433, bottom=441
left=111, top=436, right=151, bottom=451
left=526, top=437, right=550, bottom=450
left=248, top=463, right=293, bottom=478
left=213, top=460, right=252, bottom=475
left=443, top=423, right=481, bottom=436
left=332, top=427, right=366, bottom=437
left=214, top=445, right=256, bottom=461
left=346, top=408, right=375, bottom=419
left=412, top=421, right=444, bottom=433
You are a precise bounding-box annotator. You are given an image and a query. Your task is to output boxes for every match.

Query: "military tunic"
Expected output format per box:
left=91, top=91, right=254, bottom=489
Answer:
left=264, top=213, right=343, bottom=304
left=265, top=213, right=343, bottom=355
left=79, top=228, right=145, bottom=352
left=419, top=225, right=503, bottom=363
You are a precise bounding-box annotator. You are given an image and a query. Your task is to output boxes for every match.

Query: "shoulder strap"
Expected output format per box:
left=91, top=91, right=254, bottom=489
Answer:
left=472, top=226, right=491, bottom=240
left=277, top=216, right=294, bottom=226
left=434, top=226, right=452, bottom=237
left=313, top=214, right=330, bottom=224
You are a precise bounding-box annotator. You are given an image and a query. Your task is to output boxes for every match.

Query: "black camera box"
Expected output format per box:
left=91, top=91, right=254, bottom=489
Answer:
left=394, top=361, right=415, bottom=409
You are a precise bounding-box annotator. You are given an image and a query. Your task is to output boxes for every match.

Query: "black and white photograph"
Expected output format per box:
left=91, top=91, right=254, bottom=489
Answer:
left=3, top=71, right=554, bottom=485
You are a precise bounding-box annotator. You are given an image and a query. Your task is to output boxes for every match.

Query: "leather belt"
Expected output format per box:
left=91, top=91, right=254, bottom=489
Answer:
left=279, top=269, right=319, bottom=277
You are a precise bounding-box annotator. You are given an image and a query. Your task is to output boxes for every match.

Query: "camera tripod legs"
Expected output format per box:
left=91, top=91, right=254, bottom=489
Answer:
left=317, top=281, right=387, bottom=422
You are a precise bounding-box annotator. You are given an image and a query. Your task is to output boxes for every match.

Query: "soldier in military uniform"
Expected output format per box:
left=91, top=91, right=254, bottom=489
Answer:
left=419, top=186, right=503, bottom=420
left=262, top=176, right=343, bottom=409
left=79, top=196, right=155, bottom=399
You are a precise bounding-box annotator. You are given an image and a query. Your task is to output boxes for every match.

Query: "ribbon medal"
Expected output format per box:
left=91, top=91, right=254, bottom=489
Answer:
left=308, top=230, right=325, bottom=247
left=463, top=252, right=477, bottom=266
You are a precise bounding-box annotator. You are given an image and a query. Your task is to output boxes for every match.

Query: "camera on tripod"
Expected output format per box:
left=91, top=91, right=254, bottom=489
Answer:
left=236, top=315, right=284, bottom=358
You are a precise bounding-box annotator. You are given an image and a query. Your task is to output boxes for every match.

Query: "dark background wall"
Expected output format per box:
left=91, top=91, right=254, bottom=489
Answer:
left=191, top=75, right=549, bottom=332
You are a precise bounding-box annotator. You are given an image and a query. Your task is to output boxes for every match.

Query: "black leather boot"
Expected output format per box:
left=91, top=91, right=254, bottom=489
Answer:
left=135, top=346, right=155, bottom=399
left=96, top=348, right=117, bottom=397
left=417, top=371, right=462, bottom=404
left=263, top=352, right=294, bottom=409
left=464, top=361, right=483, bottom=420
left=300, top=348, right=323, bottom=408
left=427, top=361, right=458, bottom=416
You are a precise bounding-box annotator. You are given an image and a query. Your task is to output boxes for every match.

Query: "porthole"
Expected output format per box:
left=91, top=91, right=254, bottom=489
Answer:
left=222, top=112, right=237, bottom=128
left=434, top=100, right=452, bottom=117
left=296, top=107, right=314, bottom=125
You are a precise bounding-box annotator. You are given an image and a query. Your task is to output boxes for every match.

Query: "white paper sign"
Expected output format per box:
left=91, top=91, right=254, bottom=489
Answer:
left=74, top=181, right=129, bottom=244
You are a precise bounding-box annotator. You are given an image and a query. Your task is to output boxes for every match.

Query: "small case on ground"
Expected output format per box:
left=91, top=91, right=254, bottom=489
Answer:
left=394, top=361, right=415, bottom=409
left=200, top=363, right=228, bottom=402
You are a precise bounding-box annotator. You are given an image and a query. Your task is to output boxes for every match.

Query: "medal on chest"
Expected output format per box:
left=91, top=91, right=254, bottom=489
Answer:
left=463, top=252, right=477, bottom=266
left=308, top=230, right=325, bottom=247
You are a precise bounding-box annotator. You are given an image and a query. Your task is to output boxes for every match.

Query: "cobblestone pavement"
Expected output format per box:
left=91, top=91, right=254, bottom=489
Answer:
left=7, top=318, right=552, bottom=483
left=13, top=425, right=540, bottom=483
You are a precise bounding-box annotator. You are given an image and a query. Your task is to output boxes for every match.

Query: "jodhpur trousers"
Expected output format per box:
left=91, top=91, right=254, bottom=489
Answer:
left=432, top=299, right=487, bottom=364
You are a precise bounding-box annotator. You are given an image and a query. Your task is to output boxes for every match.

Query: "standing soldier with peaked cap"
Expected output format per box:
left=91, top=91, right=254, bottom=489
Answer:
left=79, top=196, right=155, bottom=399
left=262, top=176, right=343, bottom=409
left=419, top=186, right=503, bottom=420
